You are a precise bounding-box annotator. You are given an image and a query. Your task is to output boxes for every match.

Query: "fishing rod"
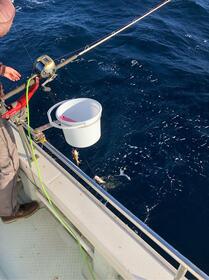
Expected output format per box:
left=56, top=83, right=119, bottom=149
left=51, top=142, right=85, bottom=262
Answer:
left=3, top=0, right=171, bottom=100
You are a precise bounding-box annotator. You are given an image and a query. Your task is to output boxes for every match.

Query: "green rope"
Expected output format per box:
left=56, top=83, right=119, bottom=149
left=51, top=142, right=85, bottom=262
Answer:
left=25, top=78, right=52, bottom=204
left=25, top=78, right=96, bottom=280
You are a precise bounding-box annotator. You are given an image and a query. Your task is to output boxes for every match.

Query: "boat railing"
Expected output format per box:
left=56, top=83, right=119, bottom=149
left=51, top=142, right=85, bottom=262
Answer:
left=31, top=130, right=208, bottom=280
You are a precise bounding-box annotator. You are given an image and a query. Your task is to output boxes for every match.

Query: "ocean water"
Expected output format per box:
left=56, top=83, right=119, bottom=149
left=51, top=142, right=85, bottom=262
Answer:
left=1, top=0, right=209, bottom=274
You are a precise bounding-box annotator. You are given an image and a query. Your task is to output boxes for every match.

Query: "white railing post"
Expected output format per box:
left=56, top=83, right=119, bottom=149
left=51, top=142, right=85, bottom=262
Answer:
left=174, top=264, right=188, bottom=280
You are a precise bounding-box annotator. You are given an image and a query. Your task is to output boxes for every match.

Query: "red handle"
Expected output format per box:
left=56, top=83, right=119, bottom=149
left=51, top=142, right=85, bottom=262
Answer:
left=1, top=78, right=40, bottom=119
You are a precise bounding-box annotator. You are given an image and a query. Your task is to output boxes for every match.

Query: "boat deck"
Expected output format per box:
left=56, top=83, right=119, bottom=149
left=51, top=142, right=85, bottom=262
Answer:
left=0, top=208, right=84, bottom=280
left=3, top=123, right=207, bottom=280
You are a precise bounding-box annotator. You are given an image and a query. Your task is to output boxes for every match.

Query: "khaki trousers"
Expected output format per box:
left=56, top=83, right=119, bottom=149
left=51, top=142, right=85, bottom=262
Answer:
left=0, top=119, right=19, bottom=216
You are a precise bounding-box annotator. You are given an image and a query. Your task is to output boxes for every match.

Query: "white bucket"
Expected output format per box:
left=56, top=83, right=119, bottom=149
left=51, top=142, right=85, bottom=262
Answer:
left=47, top=98, right=102, bottom=148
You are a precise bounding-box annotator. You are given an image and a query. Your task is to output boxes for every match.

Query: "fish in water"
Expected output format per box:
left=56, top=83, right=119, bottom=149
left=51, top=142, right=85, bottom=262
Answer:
left=117, top=168, right=131, bottom=181
left=94, top=175, right=106, bottom=184
left=72, top=148, right=81, bottom=166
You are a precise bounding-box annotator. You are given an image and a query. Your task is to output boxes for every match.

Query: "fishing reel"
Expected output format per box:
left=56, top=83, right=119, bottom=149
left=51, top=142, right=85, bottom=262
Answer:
left=34, top=55, right=56, bottom=78
left=34, top=55, right=56, bottom=79
left=34, top=55, right=57, bottom=92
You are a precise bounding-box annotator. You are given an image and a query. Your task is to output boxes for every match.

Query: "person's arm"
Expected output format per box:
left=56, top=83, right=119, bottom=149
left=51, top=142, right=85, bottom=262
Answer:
left=0, top=63, right=5, bottom=76
left=0, top=63, right=21, bottom=81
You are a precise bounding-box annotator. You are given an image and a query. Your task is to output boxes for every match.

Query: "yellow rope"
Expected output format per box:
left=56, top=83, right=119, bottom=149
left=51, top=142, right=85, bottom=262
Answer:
left=25, top=78, right=96, bottom=280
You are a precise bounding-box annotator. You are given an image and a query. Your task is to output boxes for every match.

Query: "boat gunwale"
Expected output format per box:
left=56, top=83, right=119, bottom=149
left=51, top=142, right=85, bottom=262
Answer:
left=18, top=122, right=209, bottom=280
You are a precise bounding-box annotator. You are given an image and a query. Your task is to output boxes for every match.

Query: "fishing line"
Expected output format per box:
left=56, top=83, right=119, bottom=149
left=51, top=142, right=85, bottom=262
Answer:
left=84, top=158, right=96, bottom=178
left=5, top=0, right=172, bottom=98
left=15, top=1, right=171, bottom=276
left=13, top=24, right=34, bottom=65
left=54, top=48, right=83, bottom=63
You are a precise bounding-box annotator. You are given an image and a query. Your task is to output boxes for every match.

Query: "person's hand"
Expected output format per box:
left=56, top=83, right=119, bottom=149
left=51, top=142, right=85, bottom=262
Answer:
left=3, top=66, right=21, bottom=81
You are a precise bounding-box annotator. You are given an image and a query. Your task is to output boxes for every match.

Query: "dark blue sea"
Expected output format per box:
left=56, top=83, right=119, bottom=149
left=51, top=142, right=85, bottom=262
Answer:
left=1, top=0, right=209, bottom=274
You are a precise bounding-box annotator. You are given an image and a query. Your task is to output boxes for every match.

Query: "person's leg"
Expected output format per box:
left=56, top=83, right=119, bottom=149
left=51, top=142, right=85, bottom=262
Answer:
left=0, top=118, right=19, bottom=216
left=0, top=119, right=39, bottom=223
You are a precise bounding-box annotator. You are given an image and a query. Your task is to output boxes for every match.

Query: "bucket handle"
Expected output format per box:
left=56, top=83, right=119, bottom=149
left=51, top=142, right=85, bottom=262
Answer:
left=47, top=101, right=86, bottom=130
